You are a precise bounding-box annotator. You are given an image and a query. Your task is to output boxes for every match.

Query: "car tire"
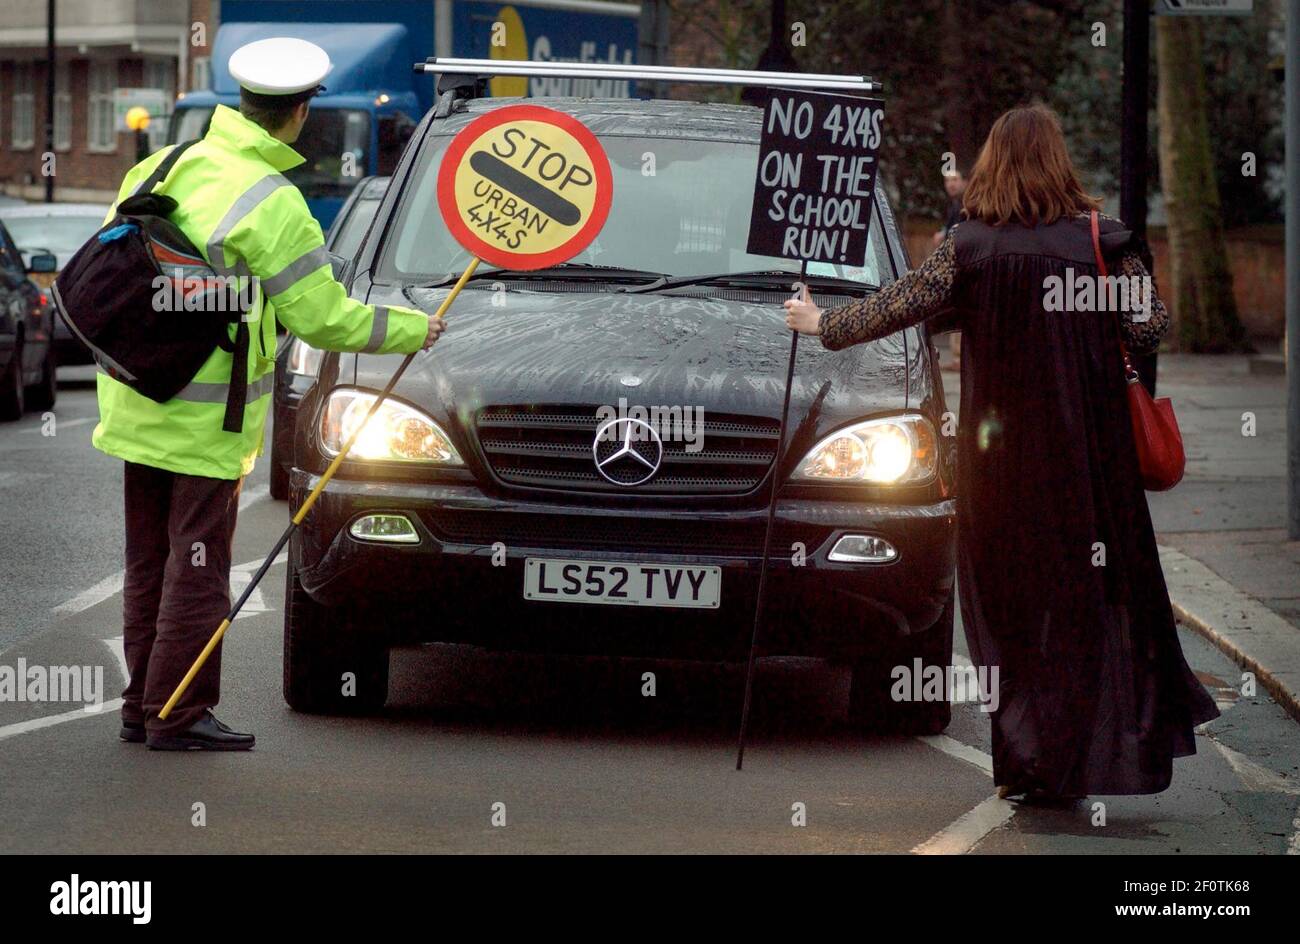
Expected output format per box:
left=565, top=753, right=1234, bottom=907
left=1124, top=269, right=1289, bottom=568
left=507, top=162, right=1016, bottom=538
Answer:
left=848, top=592, right=955, bottom=735
left=0, top=337, right=25, bottom=421
left=283, top=561, right=389, bottom=714
left=25, top=340, right=56, bottom=412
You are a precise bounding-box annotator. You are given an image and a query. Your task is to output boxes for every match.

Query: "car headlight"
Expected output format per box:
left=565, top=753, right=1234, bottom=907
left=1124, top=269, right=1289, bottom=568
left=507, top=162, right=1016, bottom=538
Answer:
left=791, top=415, right=937, bottom=485
left=286, top=338, right=323, bottom=376
left=319, top=389, right=463, bottom=464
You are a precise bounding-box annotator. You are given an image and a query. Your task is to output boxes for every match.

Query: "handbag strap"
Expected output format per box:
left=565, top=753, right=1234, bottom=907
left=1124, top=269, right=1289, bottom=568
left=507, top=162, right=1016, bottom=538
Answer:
left=1090, top=209, right=1139, bottom=383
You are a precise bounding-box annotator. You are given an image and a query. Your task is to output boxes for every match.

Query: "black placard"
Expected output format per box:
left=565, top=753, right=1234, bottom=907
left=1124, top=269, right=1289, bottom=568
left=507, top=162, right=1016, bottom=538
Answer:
left=746, top=90, right=885, bottom=266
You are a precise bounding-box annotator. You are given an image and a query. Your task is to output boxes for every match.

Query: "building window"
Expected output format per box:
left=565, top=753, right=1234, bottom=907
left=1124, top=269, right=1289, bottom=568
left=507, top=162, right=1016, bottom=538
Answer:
left=144, top=58, right=176, bottom=149
left=12, top=62, right=35, bottom=150
left=54, top=61, right=71, bottom=151
left=88, top=60, right=117, bottom=152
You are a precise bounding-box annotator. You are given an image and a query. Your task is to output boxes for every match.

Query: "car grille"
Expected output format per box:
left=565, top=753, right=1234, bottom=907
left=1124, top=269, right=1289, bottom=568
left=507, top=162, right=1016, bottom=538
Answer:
left=476, top=404, right=781, bottom=495
left=426, top=508, right=833, bottom=559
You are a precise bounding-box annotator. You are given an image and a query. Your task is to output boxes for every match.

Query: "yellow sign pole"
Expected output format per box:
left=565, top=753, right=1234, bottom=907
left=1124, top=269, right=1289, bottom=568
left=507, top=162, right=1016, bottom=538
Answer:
left=159, top=257, right=481, bottom=721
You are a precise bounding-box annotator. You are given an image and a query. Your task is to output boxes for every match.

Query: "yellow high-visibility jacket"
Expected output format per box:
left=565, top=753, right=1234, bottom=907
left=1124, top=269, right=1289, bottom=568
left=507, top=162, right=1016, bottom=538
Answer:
left=93, top=104, right=427, bottom=479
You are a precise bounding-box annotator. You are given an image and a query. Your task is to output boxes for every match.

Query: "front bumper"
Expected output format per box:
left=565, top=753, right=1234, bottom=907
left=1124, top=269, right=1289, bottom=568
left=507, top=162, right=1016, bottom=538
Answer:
left=290, top=471, right=956, bottom=663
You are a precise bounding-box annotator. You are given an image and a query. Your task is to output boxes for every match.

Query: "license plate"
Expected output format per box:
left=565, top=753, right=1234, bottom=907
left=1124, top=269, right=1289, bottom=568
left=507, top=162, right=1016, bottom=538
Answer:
left=523, top=558, right=721, bottom=609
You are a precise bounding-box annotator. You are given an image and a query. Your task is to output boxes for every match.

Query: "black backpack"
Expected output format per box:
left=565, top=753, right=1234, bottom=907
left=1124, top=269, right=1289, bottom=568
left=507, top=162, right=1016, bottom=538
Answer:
left=52, top=140, right=252, bottom=433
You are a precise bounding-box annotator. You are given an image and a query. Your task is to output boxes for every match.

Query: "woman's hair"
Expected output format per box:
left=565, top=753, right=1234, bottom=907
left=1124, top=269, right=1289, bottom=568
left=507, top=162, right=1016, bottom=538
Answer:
left=961, top=104, right=1100, bottom=227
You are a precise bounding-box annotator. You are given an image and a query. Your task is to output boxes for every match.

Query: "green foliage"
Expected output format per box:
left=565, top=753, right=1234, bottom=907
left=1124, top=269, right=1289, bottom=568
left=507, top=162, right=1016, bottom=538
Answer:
left=668, top=0, right=1283, bottom=226
left=1200, top=0, right=1285, bottom=226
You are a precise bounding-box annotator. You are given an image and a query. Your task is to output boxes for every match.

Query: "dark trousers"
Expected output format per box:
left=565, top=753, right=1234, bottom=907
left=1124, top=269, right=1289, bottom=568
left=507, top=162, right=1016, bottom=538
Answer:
left=121, top=461, right=241, bottom=735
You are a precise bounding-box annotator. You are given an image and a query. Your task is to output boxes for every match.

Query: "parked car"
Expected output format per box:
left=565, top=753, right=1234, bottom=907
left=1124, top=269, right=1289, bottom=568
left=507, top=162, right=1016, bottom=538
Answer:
left=271, top=176, right=390, bottom=500
left=0, top=203, right=110, bottom=366
left=284, top=97, right=957, bottom=733
left=0, top=218, right=58, bottom=419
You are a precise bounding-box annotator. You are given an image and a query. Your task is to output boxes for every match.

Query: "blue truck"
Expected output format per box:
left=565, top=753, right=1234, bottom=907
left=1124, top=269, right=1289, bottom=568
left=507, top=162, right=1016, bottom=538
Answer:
left=168, top=0, right=642, bottom=228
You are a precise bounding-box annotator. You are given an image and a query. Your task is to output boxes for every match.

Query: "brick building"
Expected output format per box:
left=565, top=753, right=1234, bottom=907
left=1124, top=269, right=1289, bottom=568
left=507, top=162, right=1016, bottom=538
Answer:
left=0, top=0, right=215, bottom=202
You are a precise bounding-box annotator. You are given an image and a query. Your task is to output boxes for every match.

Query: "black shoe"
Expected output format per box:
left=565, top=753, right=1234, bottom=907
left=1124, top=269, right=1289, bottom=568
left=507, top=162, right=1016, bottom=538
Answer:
left=146, top=711, right=255, bottom=751
left=119, top=720, right=145, bottom=743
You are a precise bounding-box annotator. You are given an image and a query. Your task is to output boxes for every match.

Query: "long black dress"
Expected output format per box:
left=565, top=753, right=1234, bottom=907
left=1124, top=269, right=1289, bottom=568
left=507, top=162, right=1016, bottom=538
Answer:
left=818, top=213, right=1219, bottom=795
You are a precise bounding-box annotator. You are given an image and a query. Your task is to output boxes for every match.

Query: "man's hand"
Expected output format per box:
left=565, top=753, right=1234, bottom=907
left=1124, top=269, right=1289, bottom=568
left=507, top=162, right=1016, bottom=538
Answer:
left=783, top=285, right=823, bottom=336
left=422, top=316, right=446, bottom=350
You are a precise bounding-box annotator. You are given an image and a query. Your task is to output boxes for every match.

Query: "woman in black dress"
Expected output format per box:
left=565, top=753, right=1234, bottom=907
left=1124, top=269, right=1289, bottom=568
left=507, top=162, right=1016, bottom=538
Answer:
left=784, top=105, right=1218, bottom=801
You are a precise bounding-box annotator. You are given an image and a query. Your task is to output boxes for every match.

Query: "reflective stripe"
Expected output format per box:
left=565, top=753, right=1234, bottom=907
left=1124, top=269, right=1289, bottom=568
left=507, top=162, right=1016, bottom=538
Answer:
left=362, top=306, right=389, bottom=353
left=206, top=174, right=291, bottom=276
left=263, top=245, right=331, bottom=298
left=173, top=373, right=275, bottom=405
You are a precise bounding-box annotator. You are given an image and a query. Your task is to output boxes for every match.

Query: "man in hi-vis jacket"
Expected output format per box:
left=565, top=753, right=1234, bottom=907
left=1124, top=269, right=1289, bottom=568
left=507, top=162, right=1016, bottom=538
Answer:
left=94, top=38, right=442, bottom=750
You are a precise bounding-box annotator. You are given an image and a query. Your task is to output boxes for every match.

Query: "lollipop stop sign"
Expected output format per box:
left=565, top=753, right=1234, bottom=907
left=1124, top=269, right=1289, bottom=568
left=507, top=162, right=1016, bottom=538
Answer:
left=437, top=104, right=613, bottom=270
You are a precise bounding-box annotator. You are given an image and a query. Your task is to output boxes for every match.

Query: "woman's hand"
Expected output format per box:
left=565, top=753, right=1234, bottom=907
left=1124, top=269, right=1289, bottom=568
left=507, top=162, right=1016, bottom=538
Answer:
left=783, top=285, right=823, bottom=336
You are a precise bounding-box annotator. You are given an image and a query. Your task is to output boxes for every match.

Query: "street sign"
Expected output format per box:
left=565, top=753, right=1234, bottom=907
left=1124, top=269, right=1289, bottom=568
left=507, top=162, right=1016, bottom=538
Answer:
left=1155, top=0, right=1253, bottom=13
left=436, top=104, right=613, bottom=270
left=746, top=90, right=885, bottom=266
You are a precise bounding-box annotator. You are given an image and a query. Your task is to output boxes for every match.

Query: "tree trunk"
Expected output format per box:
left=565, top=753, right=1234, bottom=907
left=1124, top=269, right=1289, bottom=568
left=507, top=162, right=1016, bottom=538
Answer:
left=1155, top=16, right=1248, bottom=353
left=940, top=0, right=977, bottom=172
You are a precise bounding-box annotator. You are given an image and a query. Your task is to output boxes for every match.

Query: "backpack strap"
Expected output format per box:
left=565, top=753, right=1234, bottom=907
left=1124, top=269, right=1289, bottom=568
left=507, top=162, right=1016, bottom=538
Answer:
left=139, top=139, right=199, bottom=195
left=221, top=321, right=250, bottom=433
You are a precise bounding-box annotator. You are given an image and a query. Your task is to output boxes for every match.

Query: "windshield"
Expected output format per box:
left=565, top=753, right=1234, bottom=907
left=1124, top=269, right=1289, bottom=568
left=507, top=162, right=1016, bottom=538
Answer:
left=1, top=214, right=103, bottom=254
left=378, top=127, right=892, bottom=288
left=171, top=106, right=371, bottom=200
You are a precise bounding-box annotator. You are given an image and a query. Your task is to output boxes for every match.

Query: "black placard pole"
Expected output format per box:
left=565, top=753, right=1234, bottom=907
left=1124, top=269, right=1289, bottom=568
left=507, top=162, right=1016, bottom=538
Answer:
left=736, top=258, right=806, bottom=770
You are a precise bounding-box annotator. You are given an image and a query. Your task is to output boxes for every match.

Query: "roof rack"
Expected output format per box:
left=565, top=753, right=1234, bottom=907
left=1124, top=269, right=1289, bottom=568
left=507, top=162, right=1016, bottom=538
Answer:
left=415, top=58, right=880, bottom=93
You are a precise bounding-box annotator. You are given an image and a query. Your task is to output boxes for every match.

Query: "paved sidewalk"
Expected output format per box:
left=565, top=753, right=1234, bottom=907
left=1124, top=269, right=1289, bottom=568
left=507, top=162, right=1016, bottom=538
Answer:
left=940, top=347, right=1300, bottom=722
left=1148, top=353, right=1300, bottom=722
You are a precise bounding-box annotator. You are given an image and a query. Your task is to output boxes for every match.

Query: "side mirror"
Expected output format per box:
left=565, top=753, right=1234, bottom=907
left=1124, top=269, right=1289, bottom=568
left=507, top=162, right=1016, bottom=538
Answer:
left=328, top=250, right=355, bottom=285
left=27, top=251, right=57, bottom=274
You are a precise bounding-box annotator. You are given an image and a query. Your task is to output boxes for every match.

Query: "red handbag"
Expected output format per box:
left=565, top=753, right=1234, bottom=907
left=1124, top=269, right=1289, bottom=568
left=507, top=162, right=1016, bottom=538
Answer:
left=1090, top=210, right=1185, bottom=491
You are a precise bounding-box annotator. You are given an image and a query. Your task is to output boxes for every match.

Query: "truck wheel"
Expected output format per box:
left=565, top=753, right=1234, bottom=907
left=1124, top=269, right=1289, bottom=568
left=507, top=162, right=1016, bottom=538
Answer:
left=283, top=562, right=389, bottom=714
left=25, top=341, right=56, bottom=412
left=848, top=592, right=954, bottom=735
left=0, top=338, right=25, bottom=421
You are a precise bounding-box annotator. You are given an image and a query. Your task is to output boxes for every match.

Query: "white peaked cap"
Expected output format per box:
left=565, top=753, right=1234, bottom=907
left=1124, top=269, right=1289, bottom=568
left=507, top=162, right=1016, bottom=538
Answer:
left=228, top=37, right=332, bottom=96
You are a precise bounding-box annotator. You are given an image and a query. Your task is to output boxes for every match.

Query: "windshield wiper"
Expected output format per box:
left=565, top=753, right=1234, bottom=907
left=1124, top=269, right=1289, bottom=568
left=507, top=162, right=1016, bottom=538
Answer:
left=622, top=269, right=875, bottom=295
left=414, top=263, right=668, bottom=290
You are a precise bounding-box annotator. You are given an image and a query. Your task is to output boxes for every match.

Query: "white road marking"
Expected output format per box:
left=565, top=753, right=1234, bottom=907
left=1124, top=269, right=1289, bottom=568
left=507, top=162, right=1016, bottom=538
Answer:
left=0, top=471, right=53, bottom=488
left=19, top=416, right=95, bottom=433
left=0, top=575, right=285, bottom=746
left=912, top=795, right=1016, bottom=855
left=911, top=732, right=1011, bottom=854
left=1209, top=737, right=1300, bottom=795
left=48, top=482, right=275, bottom=618
left=228, top=551, right=288, bottom=620
left=51, top=570, right=125, bottom=617
left=238, top=484, right=270, bottom=510
left=916, top=734, right=994, bottom=776
left=0, top=699, right=125, bottom=742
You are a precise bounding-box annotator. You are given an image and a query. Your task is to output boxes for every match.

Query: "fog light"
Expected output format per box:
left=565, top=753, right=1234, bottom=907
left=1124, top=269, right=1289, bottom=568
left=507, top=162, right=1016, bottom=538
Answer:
left=349, top=514, right=420, bottom=545
left=828, top=534, right=897, bottom=563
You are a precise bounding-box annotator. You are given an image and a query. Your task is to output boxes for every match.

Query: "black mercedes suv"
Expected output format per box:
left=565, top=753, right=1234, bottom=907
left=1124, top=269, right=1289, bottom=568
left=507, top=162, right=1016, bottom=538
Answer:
left=286, top=95, right=957, bottom=733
